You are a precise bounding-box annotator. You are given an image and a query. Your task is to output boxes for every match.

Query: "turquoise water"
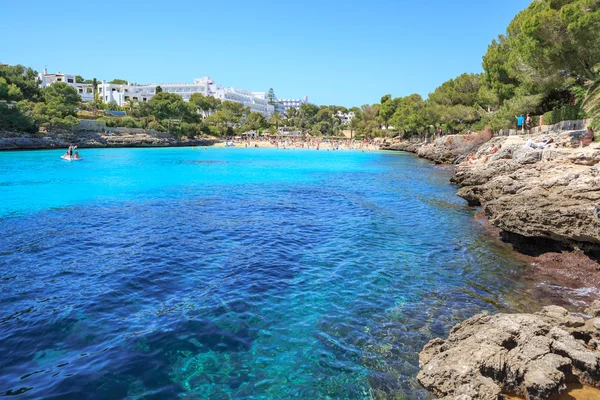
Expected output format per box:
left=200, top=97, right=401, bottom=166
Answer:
left=0, top=148, right=536, bottom=399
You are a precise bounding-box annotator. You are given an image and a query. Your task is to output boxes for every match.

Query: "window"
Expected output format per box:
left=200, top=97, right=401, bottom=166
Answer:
left=57, top=78, right=62, bottom=81
left=87, top=88, right=92, bottom=94
left=133, top=97, right=138, bottom=101
left=67, top=78, right=74, bottom=83
left=78, top=89, right=83, bottom=93
left=125, top=96, right=130, bottom=101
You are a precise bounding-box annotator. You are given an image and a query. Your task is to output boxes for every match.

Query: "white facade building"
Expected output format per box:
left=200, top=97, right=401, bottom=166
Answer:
left=335, top=110, right=355, bottom=125
left=280, top=96, right=309, bottom=110
left=39, top=70, right=282, bottom=117
left=39, top=69, right=95, bottom=102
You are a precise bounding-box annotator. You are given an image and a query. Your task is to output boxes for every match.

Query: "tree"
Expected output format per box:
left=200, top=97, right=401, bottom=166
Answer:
left=244, top=112, right=267, bottom=131
left=0, top=77, right=24, bottom=101
left=189, top=93, right=221, bottom=117
left=147, top=92, right=195, bottom=123
left=123, top=99, right=138, bottom=115
left=32, top=82, right=81, bottom=132
left=109, top=79, right=128, bottom=85
left=267, top=88, right=276, bottom=105
left=106, top=100, right=122, bottom=111
left=378, top=94, right=397, bottom=129
left=92, top=78, right=98, bottom=101
left=0, top=64, right=41, bottom=102
left=221, top=100, right=248, bottom=125
left=284, top=106, right=297, bottom=121
left=0, top=101, right=36, bottom=132
left=155, top=86, right=163, bottom=93
left=76, top=75, right=84, bottom=84
left=268, top=111, right=283, bottom=130
left=390, top=94, right=430, bottom=137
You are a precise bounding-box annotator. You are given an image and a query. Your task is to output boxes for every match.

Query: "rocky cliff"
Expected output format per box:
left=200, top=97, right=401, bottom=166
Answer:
left=385, top=131, right=600, bottom=259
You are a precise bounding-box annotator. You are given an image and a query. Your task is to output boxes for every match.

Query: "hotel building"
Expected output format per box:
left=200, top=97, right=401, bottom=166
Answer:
left=39, top=70, right=308, bottom=118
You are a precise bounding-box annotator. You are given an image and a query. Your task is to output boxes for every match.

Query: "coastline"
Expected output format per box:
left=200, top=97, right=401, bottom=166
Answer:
left=0, top=130, right=219, bottom=150
left=0, top=131, right=381, bottom=151
left=383, top=130, right=600, bottom=310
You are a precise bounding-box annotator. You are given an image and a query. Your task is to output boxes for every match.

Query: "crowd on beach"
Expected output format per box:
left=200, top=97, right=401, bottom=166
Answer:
left=219, top=136, right=382, bottom=151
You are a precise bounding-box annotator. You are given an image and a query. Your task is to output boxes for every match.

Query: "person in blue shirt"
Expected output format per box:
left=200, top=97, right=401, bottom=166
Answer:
left=516, top=115, right=525, bottom=133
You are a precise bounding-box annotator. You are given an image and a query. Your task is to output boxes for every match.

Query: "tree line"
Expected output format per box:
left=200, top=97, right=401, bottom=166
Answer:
left=2, top=1, right=598, bottom=138
left=349, top=0, right=600, bottom=138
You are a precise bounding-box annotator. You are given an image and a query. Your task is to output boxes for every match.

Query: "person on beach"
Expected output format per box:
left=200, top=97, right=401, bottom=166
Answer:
left=580, top=128, right=594, bottom=148
left=516, top=115, right=524, bottom=134
left=525, top=114, right=532, bottom=134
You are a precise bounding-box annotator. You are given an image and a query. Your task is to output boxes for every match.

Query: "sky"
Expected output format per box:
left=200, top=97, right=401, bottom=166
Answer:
left=0, top=0, right=531, bottom=107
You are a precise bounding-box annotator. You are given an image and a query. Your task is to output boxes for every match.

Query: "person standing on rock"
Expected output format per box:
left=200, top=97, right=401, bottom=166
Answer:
left=516, top=114, right=525, bottom=134
left=525, top=114, right=532, bottom=134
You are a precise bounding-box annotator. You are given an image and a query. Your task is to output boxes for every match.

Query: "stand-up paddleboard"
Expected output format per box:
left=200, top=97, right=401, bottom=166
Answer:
left=61, top=155, right=83, bottom=161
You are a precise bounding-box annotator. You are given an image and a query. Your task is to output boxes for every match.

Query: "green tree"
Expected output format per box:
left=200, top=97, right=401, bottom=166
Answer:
left=267, top=88, right=276, bottom=105
left=268, top=111, right=283, bottom=130
left=32, top=82, right=81, bottom=131
left=76, top=75, right=85, bottom=84
left=106, top=100, right=122, bottom=111
left=0, top=77, right=24, bottom=101
left=147, top=92, right=194, bottom=122
left=378, top=94, right=397, bottom=129
left=0, top=64, right=41, bottom=101
left=391, top=94, right=430, bottom=137
left=92, top=78, right=98, bottom=101
left=109, top=78, right=128, bottom=85
left=244, top=112, right=267, bottom=131
left=189, top=93, right=221, bottom=117
left=155, top=86, right=163, bottom=93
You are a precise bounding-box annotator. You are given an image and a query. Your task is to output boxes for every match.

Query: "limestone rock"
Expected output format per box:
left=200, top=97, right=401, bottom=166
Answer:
left=417, top=306, right=600, bottom=400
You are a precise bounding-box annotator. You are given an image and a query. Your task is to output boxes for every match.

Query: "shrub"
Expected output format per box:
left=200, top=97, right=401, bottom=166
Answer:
left=542, top=105, right=587, bottom=125
left=148, top=121, right=166, bottom=132
left=120, top=117, right=140, bottom=128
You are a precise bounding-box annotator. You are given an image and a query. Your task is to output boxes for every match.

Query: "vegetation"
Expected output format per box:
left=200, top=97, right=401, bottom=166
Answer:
left=2, top=1, right=598, bottom=139
left=347, top=0, right=600, bottom=139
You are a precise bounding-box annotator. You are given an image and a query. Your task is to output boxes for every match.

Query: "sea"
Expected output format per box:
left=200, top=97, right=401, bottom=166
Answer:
left=0, top=147, right=540, bottom=399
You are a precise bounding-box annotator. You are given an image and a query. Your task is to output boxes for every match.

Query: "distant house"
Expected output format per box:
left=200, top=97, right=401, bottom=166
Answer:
left=335, top=111, right=355, bottom=125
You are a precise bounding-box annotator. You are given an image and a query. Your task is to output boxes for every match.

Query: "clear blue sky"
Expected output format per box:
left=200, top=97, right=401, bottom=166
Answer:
left=1, top=0, right=531, bottom=107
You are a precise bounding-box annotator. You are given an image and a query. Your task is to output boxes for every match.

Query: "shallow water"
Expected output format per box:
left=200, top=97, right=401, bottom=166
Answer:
left=0, top=148, right=540, bottom=399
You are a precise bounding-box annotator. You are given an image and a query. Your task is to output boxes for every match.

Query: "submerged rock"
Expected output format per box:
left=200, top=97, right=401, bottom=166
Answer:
left=417, top=306, right=600, bottom=400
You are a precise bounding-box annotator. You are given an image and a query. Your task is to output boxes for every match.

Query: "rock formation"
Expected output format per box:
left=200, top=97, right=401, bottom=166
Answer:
left=418, top=303, right=600, bottom=400
left=0, top=130, right=217, bottom=150
left=385, top=130, right=600, bottom=257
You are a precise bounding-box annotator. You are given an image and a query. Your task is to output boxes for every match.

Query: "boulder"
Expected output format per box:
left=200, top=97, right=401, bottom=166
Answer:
left=418, top=306, right=600, bottom=400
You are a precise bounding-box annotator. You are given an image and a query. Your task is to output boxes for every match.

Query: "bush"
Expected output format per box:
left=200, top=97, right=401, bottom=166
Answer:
left=120, top=117, right=140, bottom=128
left=148, top=121, right=166, bottom=132
left=591, top=115, right=600, bottom=139
left=542, top=105, right=587, bottom=125
left=97, top=117, right=116, bottom=127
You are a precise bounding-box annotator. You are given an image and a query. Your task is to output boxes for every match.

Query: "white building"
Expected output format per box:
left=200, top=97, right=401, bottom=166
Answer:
left=335, top=110, right=355, bottom=125
left=39, top=69, right=95, bottom=102
left=39, top=71, right=281, bottom=117
left=280, top=96, right=309, bottom=110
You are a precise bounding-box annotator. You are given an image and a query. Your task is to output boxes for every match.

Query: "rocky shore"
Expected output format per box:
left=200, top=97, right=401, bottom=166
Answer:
left=418, top=303, right=600, bottom=400
left=0, top=130, right=218, bottom=150
left=384, top=130, right=600, bottom=303
left=384, top=130, right=600, bottom=398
